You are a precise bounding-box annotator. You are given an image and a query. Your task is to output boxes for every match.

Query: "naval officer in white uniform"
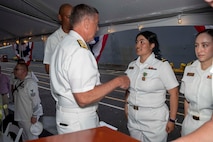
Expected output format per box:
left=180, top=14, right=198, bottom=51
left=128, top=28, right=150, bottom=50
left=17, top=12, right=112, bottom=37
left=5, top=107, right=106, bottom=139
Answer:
left=180, top=29, right=213, bottom=136
left=125, top=31, right=179, bottom=142
left=50, top=4, right=130, bottom=134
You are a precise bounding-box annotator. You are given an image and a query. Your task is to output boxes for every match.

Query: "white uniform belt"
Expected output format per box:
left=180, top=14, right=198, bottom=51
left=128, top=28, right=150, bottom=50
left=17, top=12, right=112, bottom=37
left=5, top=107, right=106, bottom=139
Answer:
left=56, top=104, right=97, bottom=113
left=128, top=102, right=164, bottom=110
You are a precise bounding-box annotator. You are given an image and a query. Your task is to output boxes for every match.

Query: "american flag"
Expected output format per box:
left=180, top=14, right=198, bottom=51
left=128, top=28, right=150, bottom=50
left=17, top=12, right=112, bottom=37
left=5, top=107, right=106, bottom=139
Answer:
left=194, top=25, right=213, bottom=32
left=88, top=34, right=108, bottom=62
left=13, top=42, right=34, bottom=66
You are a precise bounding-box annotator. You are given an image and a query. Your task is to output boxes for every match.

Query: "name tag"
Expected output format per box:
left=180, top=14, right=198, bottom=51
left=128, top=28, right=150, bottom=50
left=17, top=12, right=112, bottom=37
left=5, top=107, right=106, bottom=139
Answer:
left=187, top=72, right=194, bottom=76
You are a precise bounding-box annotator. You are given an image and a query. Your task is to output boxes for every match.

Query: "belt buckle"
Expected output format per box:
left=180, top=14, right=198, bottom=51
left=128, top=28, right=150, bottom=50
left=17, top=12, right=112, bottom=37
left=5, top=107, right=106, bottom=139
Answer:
left=133, top=105, right=139, bottom=110
left=192, top=115, right=200, bottom=120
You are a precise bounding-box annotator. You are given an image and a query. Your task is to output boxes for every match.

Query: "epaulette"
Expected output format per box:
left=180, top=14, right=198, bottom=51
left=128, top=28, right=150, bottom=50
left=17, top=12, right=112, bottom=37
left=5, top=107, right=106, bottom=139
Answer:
left=77, top=39, right=88, bottom=49
left=161, top=58, right=168, bottom=62
left=187, top=61, right=194, bottom=66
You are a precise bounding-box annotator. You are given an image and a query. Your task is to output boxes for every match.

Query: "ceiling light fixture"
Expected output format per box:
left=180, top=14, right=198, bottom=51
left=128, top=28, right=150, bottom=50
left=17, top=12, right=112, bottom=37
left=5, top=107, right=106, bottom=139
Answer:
left=138, top=24, right=143, bottom=31
left=107, top=26, right=111, bottom=33
left=16, top=40, right=19, bottom=44
left=178, top=15, right=182, bottom=24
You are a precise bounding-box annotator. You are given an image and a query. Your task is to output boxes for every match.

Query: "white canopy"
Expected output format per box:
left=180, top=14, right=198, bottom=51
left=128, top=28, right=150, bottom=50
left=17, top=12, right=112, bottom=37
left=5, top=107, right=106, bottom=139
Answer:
left=0, top=0, right=213, bottom=44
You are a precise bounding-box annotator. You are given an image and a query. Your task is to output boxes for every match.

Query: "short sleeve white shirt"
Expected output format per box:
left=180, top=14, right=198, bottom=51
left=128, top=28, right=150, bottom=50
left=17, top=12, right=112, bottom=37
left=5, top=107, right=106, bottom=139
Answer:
left=50, top=30, right=101, bottom=108
left=43, top=27, right=68, bottom=65
left=180, top=60, right=213, bottom=117
left=125, top=53, right=179, bottom=107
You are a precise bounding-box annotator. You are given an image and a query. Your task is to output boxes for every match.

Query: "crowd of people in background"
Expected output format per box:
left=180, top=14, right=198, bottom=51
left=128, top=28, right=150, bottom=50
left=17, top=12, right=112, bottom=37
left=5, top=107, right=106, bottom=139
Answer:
left=0, top=59, right=43, bottom=141
left=0, top=0, right=212, bottom=142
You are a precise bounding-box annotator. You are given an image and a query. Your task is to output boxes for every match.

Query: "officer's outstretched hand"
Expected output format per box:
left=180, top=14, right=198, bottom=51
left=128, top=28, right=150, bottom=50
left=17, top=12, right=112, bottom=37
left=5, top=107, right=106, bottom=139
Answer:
left=117, top=75, right=130, bottom=89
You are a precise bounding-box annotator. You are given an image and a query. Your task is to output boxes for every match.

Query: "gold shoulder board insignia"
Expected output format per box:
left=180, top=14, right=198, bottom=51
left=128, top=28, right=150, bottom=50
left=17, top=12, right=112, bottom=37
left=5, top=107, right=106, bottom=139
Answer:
left=161, top=58, right=167, bottom=62
left=187, top=61, right=194, bottom=66
left=77, top=39, right=88, bottom=49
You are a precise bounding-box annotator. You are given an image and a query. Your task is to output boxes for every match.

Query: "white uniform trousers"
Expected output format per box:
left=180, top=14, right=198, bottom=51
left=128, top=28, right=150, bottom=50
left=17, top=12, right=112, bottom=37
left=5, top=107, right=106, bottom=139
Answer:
left=181, top=113, right=211, bottom=136
left=18, top=120, right=38, bottom=141
left=127, top=104, right=169, bottom=142
left=56, top=105, right=99, bottom=134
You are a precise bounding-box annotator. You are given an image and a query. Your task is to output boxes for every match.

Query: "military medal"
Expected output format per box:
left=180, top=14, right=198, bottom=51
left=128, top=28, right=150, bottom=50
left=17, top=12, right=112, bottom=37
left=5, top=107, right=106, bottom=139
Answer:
left=142, top=72, right=147, bottom=81
left=207, top=75, right=212, bottom=79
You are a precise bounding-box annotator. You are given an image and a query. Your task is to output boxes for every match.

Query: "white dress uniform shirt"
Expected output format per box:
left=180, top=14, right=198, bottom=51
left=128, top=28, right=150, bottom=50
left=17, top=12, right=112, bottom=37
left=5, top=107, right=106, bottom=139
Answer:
left=50, top=30, right=101, bottom=134
left=43, top=26, right=68, bottom=65
left=126, top=53, right=178, bottom=107
left=43, top=26, right=68, bottom=101
left=180, top=60, right=213, bottom=136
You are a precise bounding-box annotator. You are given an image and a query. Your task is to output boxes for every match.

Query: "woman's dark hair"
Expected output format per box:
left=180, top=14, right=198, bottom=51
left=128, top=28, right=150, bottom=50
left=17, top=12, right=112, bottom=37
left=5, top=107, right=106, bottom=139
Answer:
left=136, top=31, right=162, bottom=59
left=196, top=29, right=213, bottom=38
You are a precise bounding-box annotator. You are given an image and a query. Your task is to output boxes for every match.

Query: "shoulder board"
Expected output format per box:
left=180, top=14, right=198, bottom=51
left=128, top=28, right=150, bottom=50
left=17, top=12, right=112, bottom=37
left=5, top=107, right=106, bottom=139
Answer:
left=161, top=58, right=168, bottom=62
left=187, top=61, right=194, bottom=66
left=77, top=39, right=88, bottom=49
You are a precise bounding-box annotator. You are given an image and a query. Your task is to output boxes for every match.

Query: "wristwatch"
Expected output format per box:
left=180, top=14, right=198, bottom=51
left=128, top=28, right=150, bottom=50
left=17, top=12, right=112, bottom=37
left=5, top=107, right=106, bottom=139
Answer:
left=169, top=118, right=177, bottom=123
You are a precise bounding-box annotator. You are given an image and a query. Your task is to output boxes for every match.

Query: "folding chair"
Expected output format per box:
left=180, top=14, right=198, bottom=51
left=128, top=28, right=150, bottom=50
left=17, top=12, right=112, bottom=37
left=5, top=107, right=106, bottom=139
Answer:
left=4, top=122, right=23, bottom=142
